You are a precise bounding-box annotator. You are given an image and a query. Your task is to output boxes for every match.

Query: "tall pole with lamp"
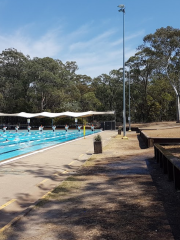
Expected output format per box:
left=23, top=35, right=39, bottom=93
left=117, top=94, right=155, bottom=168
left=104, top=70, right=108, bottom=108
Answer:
left=118, top=4, right=128, bottom=139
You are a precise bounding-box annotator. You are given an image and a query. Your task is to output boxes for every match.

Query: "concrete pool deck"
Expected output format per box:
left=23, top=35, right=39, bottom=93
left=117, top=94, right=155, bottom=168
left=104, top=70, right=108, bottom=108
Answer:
left=0, top=130, right=117, bottom=232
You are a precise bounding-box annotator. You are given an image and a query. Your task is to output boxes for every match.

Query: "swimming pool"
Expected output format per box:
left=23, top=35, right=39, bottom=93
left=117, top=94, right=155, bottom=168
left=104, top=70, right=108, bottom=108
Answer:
left=0, top=129, right=100, bottom=162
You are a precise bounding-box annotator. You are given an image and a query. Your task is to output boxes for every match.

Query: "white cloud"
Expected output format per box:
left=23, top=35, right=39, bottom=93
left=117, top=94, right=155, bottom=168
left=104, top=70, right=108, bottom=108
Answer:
left=74, top=48, right=137, bottom=77
left=67, top=22, right=94, bottom=40
left=69, top=29, right=116, bottom=52
left=0, top=23, right=143, bottom=78
left=111, top=31, right=144, bottom=47
left=0, top=28, right=62, bottom=58
left=63, top=28, right=142, bottom=77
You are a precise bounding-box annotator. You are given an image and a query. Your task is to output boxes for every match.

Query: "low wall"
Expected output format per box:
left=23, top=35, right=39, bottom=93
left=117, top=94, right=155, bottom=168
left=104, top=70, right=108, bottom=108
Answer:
left=139, top=131, right=154, bottom=147
left=154, top=144, right=180, bottom=190
left=120, top=126, right=180, bottom=148
left=140, top=130, right=180, bottom=148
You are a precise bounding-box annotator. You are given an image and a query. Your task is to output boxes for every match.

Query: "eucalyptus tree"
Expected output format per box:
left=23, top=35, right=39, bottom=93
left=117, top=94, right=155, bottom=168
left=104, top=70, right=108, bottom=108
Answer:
left=92, top=70, right=123, bottom=122
left=125, top=26, right=180, bottom=122
left=27, top=58, right=80, bottom=113
left=73, top=74, right=101, bottom=111
left=147, top=75, right=175, bottom=121
left=29, top=57, right=61, bottom=112
left=142, top=26, right=180, bottom=122
left=126, top=48, right=156, bottom=122
left=0, top=48, right=31, bottom=113
left=56, top=61, right=81, bottom=111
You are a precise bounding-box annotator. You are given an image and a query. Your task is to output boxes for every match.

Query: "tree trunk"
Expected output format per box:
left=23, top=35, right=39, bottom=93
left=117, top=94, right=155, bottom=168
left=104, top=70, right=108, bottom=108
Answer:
left=177, top=95, right=180, bottom=123
left=41, top=92, right=45, bottom=111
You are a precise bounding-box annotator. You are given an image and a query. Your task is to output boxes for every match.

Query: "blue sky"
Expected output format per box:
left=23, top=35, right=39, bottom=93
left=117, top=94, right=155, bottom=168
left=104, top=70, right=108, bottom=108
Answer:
left=0, top=0, right=179, bottom=78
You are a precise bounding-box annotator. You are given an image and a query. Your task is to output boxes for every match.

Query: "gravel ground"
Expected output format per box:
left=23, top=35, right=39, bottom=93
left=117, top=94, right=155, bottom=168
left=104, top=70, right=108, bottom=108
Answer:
left=1, top=126, right=180, bottom=240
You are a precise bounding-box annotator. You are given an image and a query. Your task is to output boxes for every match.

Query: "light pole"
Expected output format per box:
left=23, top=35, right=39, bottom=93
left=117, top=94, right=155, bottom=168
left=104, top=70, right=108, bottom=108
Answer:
left=118, top=4, right=128, bottom=139
left=128, top=69, right=131, bottom=131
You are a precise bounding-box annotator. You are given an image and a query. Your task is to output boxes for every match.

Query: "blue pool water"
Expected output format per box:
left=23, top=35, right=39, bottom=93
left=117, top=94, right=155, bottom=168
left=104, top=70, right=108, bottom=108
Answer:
left=0, top=129, right=100, bottom=162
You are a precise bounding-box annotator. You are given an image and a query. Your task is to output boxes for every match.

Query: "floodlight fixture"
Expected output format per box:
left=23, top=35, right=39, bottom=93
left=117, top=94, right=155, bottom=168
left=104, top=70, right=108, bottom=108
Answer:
left=118, top=4, right=125, bottom=8
left=118, top=4, right=125, bottom=12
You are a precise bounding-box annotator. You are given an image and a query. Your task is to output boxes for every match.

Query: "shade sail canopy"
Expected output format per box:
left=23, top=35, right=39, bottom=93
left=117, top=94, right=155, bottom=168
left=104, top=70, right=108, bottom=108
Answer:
left=0, top=111, right=115, bottom=119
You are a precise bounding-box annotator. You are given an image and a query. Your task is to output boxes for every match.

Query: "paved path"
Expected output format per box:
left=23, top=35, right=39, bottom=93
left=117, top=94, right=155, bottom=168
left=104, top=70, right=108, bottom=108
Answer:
left=0, top=131, right=116, bottom=231
left=0, top=131, right=176, bottom=240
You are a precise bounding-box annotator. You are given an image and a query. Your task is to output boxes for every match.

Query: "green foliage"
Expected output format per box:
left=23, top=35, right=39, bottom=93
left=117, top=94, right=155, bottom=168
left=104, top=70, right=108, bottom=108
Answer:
left=125, top=26, right=180, bottom=122
left=94, top=134, right=102, bottom=142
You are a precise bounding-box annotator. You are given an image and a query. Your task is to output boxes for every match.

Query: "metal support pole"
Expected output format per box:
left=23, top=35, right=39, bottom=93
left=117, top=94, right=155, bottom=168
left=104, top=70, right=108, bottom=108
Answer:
left=118, top=4, right=128, bottom=139
left=122, top=10, right=126, bottom=137
left=129, top=70, right=131, bottom=131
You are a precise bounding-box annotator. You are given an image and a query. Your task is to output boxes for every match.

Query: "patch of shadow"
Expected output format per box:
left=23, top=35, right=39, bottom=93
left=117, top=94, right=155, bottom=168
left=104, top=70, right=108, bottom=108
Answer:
left=137, top=134, right=147, bottom=149
left=146, top=156, right=180, bottom=240
left=107, top=162, right=149, bottom=175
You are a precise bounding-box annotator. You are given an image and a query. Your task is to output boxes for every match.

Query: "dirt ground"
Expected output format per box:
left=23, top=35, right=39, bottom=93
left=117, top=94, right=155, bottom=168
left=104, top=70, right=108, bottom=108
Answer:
left=163, top=145, right=180, bottom=158
left=1, top=122, right=180, bottom=240
left=134, top=121, right=180, bottom=138
left=132, top=121, right=180, bottom=129
left=142, top=128, right=180, bottom=138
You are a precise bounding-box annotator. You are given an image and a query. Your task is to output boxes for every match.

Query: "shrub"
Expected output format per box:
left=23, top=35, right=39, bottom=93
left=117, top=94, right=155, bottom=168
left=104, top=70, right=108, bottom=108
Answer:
left=94, top=134, right=102, bottom=142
